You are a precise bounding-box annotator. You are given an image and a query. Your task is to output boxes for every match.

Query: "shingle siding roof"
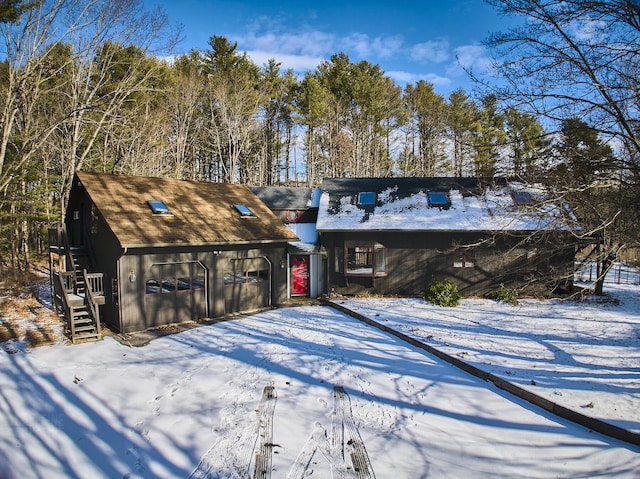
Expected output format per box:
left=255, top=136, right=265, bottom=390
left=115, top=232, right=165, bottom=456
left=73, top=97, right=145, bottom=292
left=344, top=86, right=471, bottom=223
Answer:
left=250, top=186, right=313, bottom=210
left=76, top=172, right=299, bottom=248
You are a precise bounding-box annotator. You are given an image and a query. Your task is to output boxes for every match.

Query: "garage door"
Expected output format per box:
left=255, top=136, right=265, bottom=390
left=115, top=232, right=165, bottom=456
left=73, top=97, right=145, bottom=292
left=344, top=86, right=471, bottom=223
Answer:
left=224, top=257, right=271, bottom=313
left=144, top=262, right=207, bottom=327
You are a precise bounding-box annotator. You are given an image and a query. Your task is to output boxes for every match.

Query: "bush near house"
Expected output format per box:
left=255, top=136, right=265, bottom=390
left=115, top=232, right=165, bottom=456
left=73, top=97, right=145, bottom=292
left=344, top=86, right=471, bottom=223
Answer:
left=425, top=278, right=461, bottom=307
left=487, top=283, right=519, bottom=305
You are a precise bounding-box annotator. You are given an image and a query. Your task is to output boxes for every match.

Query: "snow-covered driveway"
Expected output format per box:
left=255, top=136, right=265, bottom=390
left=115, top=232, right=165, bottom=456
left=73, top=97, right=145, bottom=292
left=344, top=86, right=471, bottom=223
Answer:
left=1, top=305, right=638, bottom=478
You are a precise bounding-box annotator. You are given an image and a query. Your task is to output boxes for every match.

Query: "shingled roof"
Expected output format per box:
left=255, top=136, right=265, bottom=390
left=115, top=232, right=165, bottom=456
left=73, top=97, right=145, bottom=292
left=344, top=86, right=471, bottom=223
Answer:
left=250, top=186, right=318, bottom=210
left=316, top=177, right=580, bottom=232
left=75, top=172, right=299, bottom=248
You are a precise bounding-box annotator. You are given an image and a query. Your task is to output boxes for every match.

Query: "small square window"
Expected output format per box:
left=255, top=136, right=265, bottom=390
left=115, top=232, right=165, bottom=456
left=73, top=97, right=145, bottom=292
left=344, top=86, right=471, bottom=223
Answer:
left=147, top=200, right=172, bottom=215
left=427, top=191, right=449, bottom=208
left=233, top=204, right=254, bottom=217
left=357, top=192, right=376, bottom=205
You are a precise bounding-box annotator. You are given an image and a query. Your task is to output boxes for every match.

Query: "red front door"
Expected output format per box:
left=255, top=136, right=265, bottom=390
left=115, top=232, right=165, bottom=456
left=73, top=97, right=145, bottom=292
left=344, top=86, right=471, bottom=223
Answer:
left=291, top=256, right=309, bottom=296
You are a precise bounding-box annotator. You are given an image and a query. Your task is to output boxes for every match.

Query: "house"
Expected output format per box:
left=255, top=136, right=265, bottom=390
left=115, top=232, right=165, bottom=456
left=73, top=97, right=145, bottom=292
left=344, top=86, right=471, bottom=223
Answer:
left=50, top=172, right=298, bottom=339
left=315, top=177, right=581, bottom=297
left=49, top=173, right=581, bottom=341
left=250, top=186, right=325, bottom=298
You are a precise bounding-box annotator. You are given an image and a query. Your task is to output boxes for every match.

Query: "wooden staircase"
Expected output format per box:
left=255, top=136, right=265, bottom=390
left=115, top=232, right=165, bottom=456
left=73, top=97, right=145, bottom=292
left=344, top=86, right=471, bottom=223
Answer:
left=49, top=227, right=105, bottom=344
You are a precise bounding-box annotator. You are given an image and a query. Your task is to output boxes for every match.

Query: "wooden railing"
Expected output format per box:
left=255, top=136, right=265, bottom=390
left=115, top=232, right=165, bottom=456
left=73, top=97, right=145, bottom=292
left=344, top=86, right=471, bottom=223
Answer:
left=53, top=271, right=76, bottom=307
left=49, top=225, right=104, bottom=343
left=48, top=225, right=76, bottom=277
left=83, top=269, right=103, bottom=337
left=53, top=271, right=76, bottom=335
left=84, top=271, right=105, bottom=301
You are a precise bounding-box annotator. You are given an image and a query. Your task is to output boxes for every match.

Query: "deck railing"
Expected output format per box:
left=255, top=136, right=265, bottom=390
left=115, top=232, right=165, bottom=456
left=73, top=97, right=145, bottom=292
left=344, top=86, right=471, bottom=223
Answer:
left=49, top=225, right=104, bottom=343
left=83, top=269, right=103, bottom=337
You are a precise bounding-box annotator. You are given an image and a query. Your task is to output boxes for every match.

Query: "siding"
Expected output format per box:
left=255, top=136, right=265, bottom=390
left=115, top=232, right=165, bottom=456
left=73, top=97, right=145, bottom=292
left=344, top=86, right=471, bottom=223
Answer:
left=324, top=231, right=575, bottom=297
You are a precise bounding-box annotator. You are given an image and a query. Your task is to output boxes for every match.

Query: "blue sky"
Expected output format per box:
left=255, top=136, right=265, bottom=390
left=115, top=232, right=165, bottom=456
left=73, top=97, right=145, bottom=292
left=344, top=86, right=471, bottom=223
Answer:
left=144, top=0, right=517, bottom=96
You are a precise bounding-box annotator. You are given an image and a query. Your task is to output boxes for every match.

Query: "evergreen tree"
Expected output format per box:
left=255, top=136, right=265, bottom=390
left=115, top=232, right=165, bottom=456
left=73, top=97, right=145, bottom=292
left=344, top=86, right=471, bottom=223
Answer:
left=447, top=88, right=477, bottom=176
left=472, top=94, right=504, bottom=177
left=504, top=107, right=549, bottom=180
left=402, top=81, right=448, bottom=176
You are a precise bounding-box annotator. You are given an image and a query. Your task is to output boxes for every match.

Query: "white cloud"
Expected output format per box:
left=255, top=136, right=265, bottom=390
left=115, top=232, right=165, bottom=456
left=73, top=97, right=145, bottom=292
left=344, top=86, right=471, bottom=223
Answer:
left=410, top=39, right=450, bottom=63
left=238, top=26, right=406, bottom=66
left=237, top=30, right=336, bottom=57
left=342, top=33, right=404, bottom=59
left=451, top=44, right=492, bottom=76
left=387, top=70, right=451, bottom=87
left=245, top=50, right=324, bottom=72
left=570, top=18, right=607, bottom=43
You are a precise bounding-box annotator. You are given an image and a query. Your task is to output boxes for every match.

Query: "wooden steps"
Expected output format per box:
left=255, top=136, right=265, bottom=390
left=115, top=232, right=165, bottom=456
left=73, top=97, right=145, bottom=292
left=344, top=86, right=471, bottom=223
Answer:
left=69, top=303, right=102, bottom=343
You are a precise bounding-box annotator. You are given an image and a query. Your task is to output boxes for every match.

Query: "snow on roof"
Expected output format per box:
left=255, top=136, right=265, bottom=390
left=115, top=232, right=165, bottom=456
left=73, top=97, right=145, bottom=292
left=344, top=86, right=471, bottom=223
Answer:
left=316, top=178, right=580, bottom=232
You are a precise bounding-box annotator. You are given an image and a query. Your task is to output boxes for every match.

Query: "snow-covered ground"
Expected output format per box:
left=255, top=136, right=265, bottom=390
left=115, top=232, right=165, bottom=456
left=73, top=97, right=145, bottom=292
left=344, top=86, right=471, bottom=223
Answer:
left=1, top=282, right=639, bottom=478
left=338, top=284, right=640, bottom=436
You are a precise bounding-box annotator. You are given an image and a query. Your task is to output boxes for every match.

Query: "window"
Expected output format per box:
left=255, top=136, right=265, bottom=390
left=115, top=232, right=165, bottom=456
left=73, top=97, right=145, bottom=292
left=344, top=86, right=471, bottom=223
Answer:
left=233, top=204, right=255, bottom=217
left=161, top=277, right=176, bottom=293
left=345, top=243, right=387, bottom=276
left=224, top=269, right=269, bottom=285
left=145, top=276, right=206, bottom=294
left=453, top=249, right=476, bottom=268
left=145, top=279, right=161, bottom=294
left=427, top=191, right=450, bottom=208
left=147, top=200, right=172, bottom=215
left=357, top=191, right=376, bottom=205
left=177, top=277, right=191, bottom=291
left=511, top=190, right=534, bottom=206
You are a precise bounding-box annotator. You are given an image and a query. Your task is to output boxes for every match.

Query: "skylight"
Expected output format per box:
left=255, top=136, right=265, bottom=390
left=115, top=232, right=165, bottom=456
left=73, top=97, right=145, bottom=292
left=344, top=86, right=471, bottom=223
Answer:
left=147, top=200, right=172, bottom=215
left=427, top=191, right=449, bottom=208
left=233, top=204, right=255, bottom=217
left=511, top=190, right=534, bottom=206
left=357, top=192, right=376, bottom=205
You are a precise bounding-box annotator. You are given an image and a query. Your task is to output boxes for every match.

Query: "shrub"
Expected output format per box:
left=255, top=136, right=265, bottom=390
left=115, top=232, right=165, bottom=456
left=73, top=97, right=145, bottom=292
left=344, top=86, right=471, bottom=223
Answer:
left=425, top=278, right=461, bottom=307
left=488, top=283, right=519, bottom=305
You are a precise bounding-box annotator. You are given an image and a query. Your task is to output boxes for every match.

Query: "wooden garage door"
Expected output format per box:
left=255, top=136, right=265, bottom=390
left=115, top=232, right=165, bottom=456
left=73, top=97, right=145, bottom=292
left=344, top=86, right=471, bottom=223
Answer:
left=144, top=262, right=207, bottom=327
left=224, top=257, right=271, bottom=313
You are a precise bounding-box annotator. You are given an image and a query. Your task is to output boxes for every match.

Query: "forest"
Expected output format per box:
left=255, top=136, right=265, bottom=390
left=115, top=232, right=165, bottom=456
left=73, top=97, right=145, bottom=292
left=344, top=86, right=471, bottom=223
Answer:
left=0, top=0, right=638, bottom=282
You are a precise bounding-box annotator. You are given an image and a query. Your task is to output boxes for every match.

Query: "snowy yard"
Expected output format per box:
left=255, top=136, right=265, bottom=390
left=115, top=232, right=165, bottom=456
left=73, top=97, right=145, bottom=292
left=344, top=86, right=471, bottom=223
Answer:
left=0, top=282, right=639, bottom=478
left=339, top=283, right=640, bottom=436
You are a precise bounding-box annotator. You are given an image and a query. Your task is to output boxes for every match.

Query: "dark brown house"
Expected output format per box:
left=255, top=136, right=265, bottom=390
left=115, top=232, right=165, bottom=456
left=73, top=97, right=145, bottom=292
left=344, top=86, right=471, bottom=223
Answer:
left=52, top=172, right=298, bottom=337
left=316, top=177, right=581, bottom=297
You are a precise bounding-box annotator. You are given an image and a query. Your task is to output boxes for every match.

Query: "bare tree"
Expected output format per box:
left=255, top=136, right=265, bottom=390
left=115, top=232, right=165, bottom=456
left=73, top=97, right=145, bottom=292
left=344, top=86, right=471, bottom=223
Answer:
left=200, top=36, right=261, bottom=184
left=485, top=0, right=640, bottom=152
left=159, top=52, right=206, bottom=181
left=483, top=0, right=640, bottom=293
left=0, top=0, right=177, bottom=208
left=0, top=0, right=177, bottom=270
